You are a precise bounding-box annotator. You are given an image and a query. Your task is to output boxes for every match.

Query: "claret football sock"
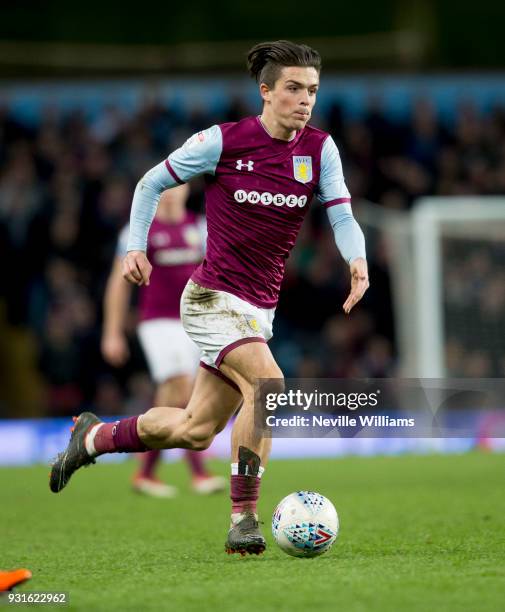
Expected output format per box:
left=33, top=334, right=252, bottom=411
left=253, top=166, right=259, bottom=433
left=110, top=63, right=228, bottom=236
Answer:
left=85, top=416, right=148, bottom=456
left=139, top=449, right=162, bottom=478
left=185, top=450, right=209, bottom=478
left=85, top=422, right=114, bottom=455
left=230, top=446, right=265, bottom=515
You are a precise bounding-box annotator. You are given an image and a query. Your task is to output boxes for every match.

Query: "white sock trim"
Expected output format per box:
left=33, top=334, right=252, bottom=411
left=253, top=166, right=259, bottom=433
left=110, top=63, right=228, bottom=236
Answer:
left=230, top=463, right=265, bottom=478
left=85, top=423, right=103, bottom=456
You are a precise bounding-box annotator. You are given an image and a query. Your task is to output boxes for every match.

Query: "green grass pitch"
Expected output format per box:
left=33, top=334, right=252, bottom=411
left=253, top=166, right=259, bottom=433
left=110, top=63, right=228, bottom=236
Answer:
left=1, top=452, right=504, bottom=611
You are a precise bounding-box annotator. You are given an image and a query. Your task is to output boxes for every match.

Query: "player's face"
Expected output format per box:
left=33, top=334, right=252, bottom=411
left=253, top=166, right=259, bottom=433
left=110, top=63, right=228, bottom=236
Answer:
left=261, top=66, right=319, bottom=133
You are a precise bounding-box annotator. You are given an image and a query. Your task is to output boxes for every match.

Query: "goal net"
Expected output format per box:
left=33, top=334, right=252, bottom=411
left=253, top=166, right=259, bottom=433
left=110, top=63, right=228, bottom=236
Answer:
left=357, top=197, right=505, bottom=378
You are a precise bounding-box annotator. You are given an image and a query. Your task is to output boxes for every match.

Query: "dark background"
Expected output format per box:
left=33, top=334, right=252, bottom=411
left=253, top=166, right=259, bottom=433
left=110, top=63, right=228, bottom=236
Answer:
left=0, top=1, right=504, bottom=74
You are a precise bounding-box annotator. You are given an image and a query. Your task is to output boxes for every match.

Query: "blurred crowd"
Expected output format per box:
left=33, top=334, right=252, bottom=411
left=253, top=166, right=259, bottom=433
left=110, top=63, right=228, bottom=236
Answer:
left=444, top=239, right=505, bottom=378
left=1, top=91, right=505, bottom=417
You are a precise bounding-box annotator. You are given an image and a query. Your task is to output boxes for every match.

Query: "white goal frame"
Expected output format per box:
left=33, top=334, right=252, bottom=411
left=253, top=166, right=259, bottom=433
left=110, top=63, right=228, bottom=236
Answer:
left=357, top=197, right=505, bottom=377
left=412, top=197, right=505, bottom=377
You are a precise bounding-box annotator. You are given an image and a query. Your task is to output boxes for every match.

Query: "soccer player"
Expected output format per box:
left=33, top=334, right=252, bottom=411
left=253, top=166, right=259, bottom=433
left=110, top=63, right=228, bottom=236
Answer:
left=101, top=185, right=225, bottom=497
left=50, top=40, right=369, bottom=556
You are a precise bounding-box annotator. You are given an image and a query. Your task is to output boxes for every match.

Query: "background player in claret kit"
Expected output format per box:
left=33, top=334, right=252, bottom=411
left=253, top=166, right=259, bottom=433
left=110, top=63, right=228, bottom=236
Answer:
left=101, top=185, right=225, bottom=497
left=51, top=40, right=369, bottom=556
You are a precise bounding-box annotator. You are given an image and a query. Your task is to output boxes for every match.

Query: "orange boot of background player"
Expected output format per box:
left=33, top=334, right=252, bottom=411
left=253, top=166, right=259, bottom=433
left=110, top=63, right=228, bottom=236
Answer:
left=0, top=569, right=32, bottom=591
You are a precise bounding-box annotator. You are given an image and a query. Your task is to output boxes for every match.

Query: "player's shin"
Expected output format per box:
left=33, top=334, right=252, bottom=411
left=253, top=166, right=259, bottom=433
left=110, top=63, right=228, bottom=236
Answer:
left=229, top=403, right=271, bottom=521
left=226, top=444, right=267, bottom=555
left=230, top=446, right=265, bottom=521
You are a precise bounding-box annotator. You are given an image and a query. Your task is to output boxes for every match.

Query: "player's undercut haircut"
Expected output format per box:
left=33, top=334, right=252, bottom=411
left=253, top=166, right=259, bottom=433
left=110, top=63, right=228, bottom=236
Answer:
left=247, top=40, right=321, bottom=88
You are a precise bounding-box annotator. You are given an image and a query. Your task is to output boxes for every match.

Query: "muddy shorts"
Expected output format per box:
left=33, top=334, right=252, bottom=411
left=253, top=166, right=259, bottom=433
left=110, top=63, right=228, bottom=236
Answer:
left=180, top=280, right=275, bottom=368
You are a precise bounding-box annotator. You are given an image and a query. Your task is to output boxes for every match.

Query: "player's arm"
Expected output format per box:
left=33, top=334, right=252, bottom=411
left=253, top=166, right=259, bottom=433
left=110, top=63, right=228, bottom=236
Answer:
left=102, top=227, right=134, bottom=366
left=124, top=126, right=222, bottom=286
left=317, top=136, right=369, bottom=314
left=102, top=255, right=133, bottom=367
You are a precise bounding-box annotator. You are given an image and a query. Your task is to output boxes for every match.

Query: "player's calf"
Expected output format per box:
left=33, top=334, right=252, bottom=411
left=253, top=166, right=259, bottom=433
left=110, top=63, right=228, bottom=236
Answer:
left=135, top=407, right=214, bottom=450
left=179, top=422, right=216, bottom=451
left=137, top=409, right=216, bottom=451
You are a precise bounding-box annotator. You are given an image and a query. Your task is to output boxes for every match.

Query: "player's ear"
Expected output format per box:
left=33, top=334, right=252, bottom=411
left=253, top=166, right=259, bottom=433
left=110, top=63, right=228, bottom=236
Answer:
left=260, top=83, right=271, bottom=103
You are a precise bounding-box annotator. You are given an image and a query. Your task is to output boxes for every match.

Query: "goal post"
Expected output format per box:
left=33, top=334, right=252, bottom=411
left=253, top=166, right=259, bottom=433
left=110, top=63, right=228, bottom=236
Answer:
left=357, top=197, right=505, bottom=377
left=411, top=197, right=505, bottom=377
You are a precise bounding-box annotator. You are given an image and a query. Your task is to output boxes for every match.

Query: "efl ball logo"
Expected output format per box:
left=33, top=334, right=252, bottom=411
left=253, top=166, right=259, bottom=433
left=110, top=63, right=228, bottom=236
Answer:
left=234, top=189, right=307, bottom=208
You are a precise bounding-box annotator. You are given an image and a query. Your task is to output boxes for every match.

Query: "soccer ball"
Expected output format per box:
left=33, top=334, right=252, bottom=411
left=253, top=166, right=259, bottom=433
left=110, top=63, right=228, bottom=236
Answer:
left=272, top=491, right=339, bottom=558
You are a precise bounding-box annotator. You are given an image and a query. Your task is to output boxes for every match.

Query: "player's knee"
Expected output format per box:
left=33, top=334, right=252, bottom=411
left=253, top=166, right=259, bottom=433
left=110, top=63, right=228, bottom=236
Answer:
left=267, top=370, right=285, bottom=393
left=257, top=368, right=285, bottom=398
left=263, top=362, right=283, bottom=379
left=244, top=362, right=284, bottom=388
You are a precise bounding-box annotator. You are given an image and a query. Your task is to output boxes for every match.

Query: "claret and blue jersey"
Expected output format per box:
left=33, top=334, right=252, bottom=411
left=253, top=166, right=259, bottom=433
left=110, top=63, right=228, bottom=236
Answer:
left=128, top=115, right=365, bottom=309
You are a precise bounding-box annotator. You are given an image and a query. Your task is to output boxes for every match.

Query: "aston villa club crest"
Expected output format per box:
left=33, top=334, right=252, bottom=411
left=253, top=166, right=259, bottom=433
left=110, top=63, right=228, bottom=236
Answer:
left=245, top=316, right=260, bottom=332
left=292, top=156, right=312, bottom=184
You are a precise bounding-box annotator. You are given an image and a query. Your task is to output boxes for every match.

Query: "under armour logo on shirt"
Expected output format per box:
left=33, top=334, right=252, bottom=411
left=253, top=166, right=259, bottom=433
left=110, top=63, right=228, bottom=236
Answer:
left=236, top=159, right=254, bottom=171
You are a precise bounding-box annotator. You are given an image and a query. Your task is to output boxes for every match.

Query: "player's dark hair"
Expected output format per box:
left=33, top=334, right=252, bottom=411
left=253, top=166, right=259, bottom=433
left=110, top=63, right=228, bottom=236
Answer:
left=247, top=40, right=321, bottom=88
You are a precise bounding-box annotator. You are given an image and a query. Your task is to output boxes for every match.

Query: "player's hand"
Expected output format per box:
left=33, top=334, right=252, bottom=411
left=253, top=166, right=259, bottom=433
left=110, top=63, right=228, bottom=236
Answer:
left=343, top=257, right=369, bottom=314
left=101, top=333, right=130, bottom=367
left=122, top=250, right=152, bottom=286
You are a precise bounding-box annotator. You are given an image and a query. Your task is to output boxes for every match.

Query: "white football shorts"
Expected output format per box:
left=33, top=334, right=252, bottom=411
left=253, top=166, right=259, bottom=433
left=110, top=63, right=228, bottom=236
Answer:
left=180, top=280, right=275, bottom=368
left=137, top=318, right=200, bottom=383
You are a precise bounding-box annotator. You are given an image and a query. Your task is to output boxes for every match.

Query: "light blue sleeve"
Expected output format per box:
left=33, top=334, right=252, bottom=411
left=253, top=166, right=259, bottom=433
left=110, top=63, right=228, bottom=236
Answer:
left=167, top=125, right=222, bottom=182
left=326, top=203, right=366, bottom=264
left=318, top=136, right=366, bottom=263
left=126, top=125, right=222, bottom=252
left=316, top=136, right=351, bottom=205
